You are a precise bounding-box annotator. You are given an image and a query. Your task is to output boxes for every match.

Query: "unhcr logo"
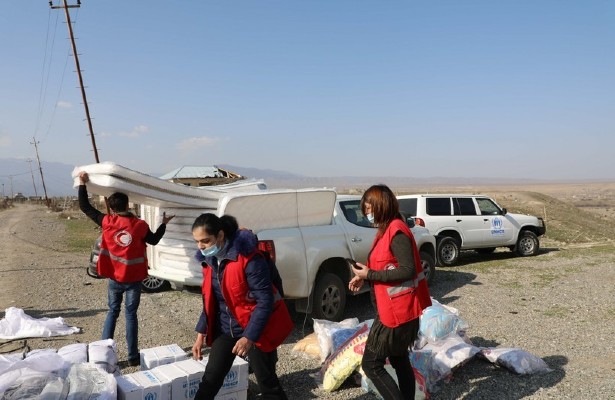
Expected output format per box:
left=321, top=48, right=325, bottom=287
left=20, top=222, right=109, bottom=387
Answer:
left=491, top=217, right=505, bottom=235
left=223, top=369, right=238, bottom=388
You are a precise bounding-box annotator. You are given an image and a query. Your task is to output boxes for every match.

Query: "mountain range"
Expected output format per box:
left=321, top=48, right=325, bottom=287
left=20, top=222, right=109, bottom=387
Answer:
left=0, top=158, right=579, bottom=198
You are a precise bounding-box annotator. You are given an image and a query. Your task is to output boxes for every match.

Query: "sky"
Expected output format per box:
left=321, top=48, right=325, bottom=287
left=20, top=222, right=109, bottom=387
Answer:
left=0, top=1, right=614, bottom=182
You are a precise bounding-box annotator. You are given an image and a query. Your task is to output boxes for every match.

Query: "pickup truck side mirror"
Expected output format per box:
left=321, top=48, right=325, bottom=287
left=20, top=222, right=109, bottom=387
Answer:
left=501, top=208, right=507, bottom=215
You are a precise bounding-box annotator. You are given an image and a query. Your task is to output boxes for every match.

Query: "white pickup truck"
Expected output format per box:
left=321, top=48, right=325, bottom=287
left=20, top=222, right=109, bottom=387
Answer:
left=77, top=162, right=436, bottom=321
left=139, top=192, right=437, bottom=321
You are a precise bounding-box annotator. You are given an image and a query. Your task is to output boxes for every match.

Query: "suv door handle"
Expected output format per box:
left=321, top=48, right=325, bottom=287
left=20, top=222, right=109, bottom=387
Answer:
left=456, top=219, right=462, bottom=222
left=483, top=218, right=489, bottom=222
left=351, top=237, right=362, bottom=242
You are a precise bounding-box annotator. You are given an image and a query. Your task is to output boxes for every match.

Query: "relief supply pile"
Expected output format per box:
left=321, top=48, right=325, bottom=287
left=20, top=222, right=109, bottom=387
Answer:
left=0, top=339, right=118, bottom=399
left=297, top=298, right=552, bottom=399
left=117, top=351, right=249, bottom=400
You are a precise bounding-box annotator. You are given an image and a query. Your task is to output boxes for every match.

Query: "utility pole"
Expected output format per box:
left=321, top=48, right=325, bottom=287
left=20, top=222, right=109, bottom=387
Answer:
left=9, top=176, right=14, bottom=198
left=50, top=0, right=101, bottom=163
left=26, top=159, right=39, bottom=197
left=31, top=138, right=50, bottom=207
left=50, top=0, right=110, bottom=214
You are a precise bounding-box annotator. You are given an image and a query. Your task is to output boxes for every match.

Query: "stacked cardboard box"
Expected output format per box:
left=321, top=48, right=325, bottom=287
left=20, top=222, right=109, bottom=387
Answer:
left=140, top=344, right=188, bottom=370
left=117, top=355, right=249, bottom=400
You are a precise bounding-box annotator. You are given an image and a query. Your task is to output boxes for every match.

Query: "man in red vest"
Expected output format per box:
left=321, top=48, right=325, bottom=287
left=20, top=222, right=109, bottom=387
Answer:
left=78, top=171, right=174, bottom=366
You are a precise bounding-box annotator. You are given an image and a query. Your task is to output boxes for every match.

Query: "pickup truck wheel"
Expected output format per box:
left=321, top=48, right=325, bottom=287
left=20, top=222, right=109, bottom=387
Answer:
left=311, top=273, right=346, bottom=322
left=419, top=252, right=436, bottom=285
left=141, top=276, right=170, bottom=293
left=437, top=237, right=460, bottom=266
left=516, top=231, right=539, bottom=257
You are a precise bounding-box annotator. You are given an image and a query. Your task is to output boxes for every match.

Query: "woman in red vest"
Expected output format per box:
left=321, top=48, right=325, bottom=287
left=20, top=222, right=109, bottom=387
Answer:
left=349, top=184, right=432, bottom=400
left=191, top=213, right=293, bottom=400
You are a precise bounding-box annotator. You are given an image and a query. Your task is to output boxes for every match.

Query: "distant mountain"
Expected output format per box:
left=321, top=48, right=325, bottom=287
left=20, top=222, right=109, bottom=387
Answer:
left=0, top=158, right=76, bottom=197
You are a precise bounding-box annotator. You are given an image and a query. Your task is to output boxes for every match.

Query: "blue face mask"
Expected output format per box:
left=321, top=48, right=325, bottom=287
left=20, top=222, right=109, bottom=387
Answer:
left=366, top=213, right=375, bottom=224
left=200, top=244, right=220, bottom=257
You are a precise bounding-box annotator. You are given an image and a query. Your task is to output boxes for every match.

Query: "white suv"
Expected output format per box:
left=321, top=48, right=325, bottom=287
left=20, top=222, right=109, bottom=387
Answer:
left=397, top=194, right=546, bottom=266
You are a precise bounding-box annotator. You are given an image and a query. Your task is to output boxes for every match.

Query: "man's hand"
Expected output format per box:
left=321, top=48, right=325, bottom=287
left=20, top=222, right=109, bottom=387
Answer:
left=232, top=337, right=253, bottom=358
left=192, top=333, right=205, bottom=360
left=78, top=171, right=89, bottom=185
left=162, top=212, right=175, bottom=224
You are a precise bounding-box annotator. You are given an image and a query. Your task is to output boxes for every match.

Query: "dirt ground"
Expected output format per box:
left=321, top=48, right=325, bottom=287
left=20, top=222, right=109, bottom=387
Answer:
left=2, top=182, right=615, bottom=399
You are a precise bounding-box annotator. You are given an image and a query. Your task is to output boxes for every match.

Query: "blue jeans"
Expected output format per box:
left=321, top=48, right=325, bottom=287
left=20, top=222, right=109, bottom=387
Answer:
left=102, top=280, right=141, bottom=362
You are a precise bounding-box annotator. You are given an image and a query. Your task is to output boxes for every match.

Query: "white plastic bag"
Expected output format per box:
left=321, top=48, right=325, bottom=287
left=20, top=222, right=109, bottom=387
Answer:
left=312, top=317, right=359, bottom=362
left=0, top=307, right=80, bottom=340
left=481, top=347, right=553, bottom=375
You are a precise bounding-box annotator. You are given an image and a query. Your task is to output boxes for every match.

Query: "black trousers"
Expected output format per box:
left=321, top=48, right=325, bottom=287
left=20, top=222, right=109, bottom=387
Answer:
left=194, top=333, right=288, bottom=400
left=362, top=345, right=415, bottom=400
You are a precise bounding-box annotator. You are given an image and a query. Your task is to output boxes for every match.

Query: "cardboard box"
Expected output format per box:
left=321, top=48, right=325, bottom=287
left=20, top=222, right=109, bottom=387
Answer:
left=173, top=358, right=207, bottom=399
left=215, top=390, right=248, bottom=400
left=153, top=363, right=193, bottom=400
left=199, top=356, right=249, bottom=395
left=140, top=343, right=188, bottom=370
left=118, top=370, right=172, bottom=400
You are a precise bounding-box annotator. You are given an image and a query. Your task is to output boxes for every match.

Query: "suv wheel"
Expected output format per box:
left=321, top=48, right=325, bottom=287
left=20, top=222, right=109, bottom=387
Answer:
left=516, top=231, right=539, bottom=257
left=311, top=273, right=346, bottom=322
left=438, top=237, right=460, bottom=266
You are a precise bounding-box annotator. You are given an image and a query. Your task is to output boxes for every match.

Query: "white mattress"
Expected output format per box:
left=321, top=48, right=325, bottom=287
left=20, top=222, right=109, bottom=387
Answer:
left=71, top=162, right=267, bottom=208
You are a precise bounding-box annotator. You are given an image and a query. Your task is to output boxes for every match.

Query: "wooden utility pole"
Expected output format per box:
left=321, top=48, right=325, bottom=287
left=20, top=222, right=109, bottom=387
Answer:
left=31, top=138, right=51, bottom=207
left=50, top=0, right=110, bottom=213
left=50, top=0, right=101, bottom=163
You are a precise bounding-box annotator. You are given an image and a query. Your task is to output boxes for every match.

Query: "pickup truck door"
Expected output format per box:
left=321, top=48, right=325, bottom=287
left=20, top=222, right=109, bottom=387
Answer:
left=337, top=200, right=376, bottom=265
left=474, top=197, right=516, bottom=245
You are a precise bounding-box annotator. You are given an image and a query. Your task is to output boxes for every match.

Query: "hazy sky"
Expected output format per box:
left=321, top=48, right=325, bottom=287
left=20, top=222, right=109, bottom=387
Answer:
left=0, top=1, right=613, bottom=180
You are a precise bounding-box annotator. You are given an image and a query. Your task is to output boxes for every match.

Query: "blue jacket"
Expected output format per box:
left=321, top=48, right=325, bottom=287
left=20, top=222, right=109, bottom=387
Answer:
left=195, top=230, right=273, bottom=343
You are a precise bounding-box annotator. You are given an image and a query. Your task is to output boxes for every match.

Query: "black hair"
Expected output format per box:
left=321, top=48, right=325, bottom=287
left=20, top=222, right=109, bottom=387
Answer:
left=191, top=213, right=239, bottom=238
left=107, top=192, right=129, bottom=212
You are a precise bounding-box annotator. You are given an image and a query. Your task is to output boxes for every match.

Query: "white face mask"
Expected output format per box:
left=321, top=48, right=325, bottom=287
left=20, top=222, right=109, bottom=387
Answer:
left=366, top=213, right=375, bottom=224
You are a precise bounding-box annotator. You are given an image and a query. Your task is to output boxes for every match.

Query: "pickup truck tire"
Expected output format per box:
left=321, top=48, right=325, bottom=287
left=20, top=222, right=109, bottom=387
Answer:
left=420, top=251, right=436, bottom=285
left=311, top=273, right=346, bottom=322
left=141, top=276, right=170, bottom=293
left=515, top=231, right=539, bottom=257
left=437, top=236, right=460, bottom=266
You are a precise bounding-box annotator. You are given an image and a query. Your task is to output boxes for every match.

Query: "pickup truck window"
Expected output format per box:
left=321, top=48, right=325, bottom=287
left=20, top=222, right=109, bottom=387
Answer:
left=340, top=201, right=371, bottom=228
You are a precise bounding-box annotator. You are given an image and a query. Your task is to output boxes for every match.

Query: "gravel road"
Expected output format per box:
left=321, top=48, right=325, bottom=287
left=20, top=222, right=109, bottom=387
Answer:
left=1, top=204, right=615, bottom=399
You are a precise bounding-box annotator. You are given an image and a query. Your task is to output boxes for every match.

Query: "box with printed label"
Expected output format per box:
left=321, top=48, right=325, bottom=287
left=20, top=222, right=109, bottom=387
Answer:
left=153, top=363, right=193, bottom=400
left=117, top=375, right=142, bottom=400
left=119, top=369, right=172, bottom=400
left=199, top=356, right=249, bottom=395
left=140, top=343, right=188, bottom=370
left=173, top=358, right=207, bottom=399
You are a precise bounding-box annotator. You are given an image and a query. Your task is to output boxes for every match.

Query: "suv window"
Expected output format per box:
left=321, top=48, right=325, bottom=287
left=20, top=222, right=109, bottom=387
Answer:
left=476, top=198, right=502, bottom=215
left=453, top=197, right=477, bottom=216
left=426, top=198, right=451, bottom=216
left=398, top=198, right=417, bottom=216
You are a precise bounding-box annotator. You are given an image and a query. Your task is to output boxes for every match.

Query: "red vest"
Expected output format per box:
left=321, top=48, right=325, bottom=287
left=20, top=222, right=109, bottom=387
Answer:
left=201, top=252, right=294, bottom=352
left=368, top=219, right=432, bottom=328
left=98, top=214, right=149, bottom=283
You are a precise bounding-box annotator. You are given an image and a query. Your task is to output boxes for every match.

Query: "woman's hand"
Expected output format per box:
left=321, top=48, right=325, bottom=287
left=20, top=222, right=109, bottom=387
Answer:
left=232, top=337, right=254, bottom=358
left=192, top=333, right=205, bottom=360
left=351, top=262, right=369, bottom=279
left=349, top=275, right=364, bottom=292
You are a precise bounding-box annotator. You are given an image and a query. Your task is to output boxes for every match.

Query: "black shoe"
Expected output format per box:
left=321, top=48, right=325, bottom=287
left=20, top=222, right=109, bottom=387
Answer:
left=128, top=358, right=140, bottom=367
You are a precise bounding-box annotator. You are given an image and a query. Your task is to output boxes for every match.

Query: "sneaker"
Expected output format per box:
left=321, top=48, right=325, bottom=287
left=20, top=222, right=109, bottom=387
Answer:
left=128, top=358, right=140, bottom=367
